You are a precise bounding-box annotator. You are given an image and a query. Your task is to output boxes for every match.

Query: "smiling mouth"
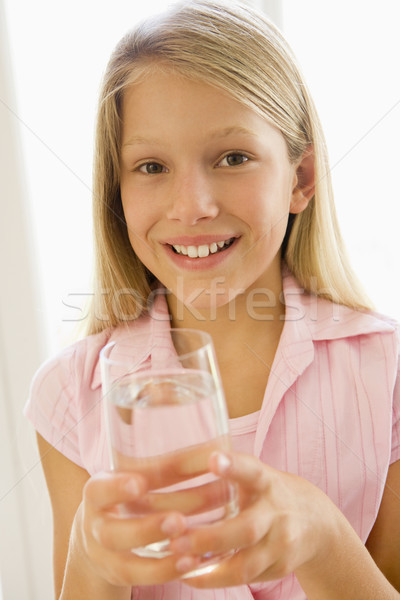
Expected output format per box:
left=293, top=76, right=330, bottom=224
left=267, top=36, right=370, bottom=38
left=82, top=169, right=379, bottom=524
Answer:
left=170, top=237, right=236, bottom=258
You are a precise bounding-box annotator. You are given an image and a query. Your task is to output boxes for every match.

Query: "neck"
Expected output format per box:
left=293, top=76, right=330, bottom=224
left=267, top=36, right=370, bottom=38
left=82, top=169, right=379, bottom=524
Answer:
left=165, top=262, right=286, bottom=418
left=166, top=261, right=286, bottom=346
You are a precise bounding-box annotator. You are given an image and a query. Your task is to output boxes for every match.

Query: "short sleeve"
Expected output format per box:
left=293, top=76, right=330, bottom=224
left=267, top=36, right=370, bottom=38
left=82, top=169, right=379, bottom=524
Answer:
left=390, top=351, right=400, bottom=465
left=24, top=346, right=84, bottom=468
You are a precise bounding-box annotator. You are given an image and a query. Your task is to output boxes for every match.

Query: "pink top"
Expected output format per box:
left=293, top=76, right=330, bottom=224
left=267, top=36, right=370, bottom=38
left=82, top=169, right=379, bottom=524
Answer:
left=25, top=270, right=400, bottom=600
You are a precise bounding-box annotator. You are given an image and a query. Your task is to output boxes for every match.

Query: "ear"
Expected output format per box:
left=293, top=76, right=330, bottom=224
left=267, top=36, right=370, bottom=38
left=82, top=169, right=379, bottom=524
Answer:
left=290, top=145, right=315, bottom=214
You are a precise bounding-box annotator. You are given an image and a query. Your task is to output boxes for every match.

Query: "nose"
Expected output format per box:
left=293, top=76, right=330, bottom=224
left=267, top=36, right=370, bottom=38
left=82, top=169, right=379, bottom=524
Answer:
left=166, top=169, right=219, bottom=225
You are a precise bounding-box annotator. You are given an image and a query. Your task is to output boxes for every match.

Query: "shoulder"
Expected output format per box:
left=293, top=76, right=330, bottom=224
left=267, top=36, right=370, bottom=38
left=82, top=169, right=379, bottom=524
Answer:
left=280, top=269, right=400, bottom=391
left=28, top=297, right=165, bottom=403
left=28, top=291, right=169, bottom=404
left=24, top=300, right=168, bottom=470
left=24, top=328, right=113, bottom=449
left=282, top=268, right=398, bottom=342
left=24, top=329, right=113, bottom=468
left=28, top=328, right=112, bottom=399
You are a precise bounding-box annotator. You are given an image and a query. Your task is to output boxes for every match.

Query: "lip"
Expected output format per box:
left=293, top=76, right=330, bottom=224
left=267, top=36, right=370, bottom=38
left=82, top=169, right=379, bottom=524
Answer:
left=162, top=234, right=238, bottom=246
left=162, top=236, right=240, bottom=270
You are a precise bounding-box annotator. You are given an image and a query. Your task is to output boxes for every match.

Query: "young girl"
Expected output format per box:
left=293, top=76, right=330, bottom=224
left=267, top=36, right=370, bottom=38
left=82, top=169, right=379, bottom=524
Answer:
left=25, top=1, right=400, bottom=598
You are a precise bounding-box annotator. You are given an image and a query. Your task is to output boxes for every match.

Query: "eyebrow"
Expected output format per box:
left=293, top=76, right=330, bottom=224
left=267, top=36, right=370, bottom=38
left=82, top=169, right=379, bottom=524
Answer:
left=122, top=126, right=257, bottom=148
left=208, top=125, right=257, bottom=141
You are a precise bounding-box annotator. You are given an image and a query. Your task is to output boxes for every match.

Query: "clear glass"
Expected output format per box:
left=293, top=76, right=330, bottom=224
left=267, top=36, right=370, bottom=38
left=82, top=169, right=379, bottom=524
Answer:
left=100, top=328, right=238, bottom=577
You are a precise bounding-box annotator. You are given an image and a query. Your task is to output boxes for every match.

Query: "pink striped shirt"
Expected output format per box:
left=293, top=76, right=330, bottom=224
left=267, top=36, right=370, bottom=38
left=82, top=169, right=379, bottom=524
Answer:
left=25, top=270, right=400, bottom=599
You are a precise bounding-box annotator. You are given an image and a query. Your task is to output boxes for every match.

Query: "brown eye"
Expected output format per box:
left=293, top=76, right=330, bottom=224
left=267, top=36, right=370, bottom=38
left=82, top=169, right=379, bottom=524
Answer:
left=139, top=162, right=165, bottom=174
left=219, top=153, right=249, bottom=167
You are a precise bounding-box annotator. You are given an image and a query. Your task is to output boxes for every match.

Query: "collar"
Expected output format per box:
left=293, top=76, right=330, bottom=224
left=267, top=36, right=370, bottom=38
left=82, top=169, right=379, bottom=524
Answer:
left=282, top=267, right=395, bottom=343
left=253, top=269, right=396, bottom=457
left=270, top=268, right=395, bottom=382
left=90, top=271, right=396, bottom=391
left=90, top=292, right=171, bottom=390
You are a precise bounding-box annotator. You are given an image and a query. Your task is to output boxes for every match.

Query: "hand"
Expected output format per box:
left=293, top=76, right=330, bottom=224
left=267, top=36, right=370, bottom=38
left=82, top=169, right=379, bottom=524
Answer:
left=71, top=471, right=198, bottom=587
left=169, top=451, right=341, bottom=588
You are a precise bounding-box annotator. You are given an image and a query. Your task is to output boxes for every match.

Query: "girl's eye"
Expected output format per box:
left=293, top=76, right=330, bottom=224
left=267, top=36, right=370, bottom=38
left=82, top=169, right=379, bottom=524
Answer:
left=138, top=162, right=166, bottom=174
left=218, top=153, right=249, bottom=167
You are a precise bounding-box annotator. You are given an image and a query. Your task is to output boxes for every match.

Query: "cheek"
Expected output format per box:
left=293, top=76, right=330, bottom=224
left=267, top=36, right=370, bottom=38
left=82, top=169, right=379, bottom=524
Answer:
left=121, top=188, right=154, bottom=235
left=241, top=182, right=291, bottom=263
left=120, top=200, right=152, bottom=262
left=240, top=183, right=291, bottom=237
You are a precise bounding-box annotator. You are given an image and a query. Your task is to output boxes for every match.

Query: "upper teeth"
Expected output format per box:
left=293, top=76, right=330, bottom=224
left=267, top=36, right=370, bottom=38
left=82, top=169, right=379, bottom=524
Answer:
left=172, top=240, right=228, bottom=258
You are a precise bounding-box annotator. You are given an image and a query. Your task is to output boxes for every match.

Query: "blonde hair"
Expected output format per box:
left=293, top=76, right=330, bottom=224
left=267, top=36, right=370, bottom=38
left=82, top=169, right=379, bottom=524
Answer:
left=86, top=0, right=372, bottom=335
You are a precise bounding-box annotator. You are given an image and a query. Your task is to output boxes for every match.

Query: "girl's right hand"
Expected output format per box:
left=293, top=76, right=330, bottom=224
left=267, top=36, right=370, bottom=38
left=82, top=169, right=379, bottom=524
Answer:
left=71, top=471, right=193, bottom=587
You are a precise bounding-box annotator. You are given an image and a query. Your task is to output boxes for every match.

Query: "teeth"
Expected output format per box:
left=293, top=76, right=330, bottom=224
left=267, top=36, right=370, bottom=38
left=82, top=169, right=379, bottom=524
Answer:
left=198, top=245, right=210, bottom=258
left=172, top=238, right=233, bottom=258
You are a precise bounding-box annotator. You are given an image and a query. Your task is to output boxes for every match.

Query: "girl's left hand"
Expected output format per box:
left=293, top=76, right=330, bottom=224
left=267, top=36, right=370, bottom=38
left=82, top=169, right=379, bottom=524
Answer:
left=169, top=451, right=344, bottom=588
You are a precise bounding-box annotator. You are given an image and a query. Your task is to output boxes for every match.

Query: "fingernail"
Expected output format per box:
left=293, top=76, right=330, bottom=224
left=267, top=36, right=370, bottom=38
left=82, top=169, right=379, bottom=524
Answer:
left=176, top=556, right=196, bottom=573
left=161, top=514, right=185, bottom=536
left=215, top=452, right=231, bottom=474
left=124, top=479, right=140, bottom=496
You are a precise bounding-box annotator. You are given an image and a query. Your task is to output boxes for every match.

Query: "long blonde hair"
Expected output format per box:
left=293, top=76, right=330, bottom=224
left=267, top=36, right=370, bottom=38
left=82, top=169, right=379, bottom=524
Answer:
left=86, top=0, right=372, bottom=335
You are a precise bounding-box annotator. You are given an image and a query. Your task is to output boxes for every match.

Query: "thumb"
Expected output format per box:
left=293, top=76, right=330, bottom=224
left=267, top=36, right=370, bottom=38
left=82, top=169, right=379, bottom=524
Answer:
left=209, top=451, right=273, bottom=493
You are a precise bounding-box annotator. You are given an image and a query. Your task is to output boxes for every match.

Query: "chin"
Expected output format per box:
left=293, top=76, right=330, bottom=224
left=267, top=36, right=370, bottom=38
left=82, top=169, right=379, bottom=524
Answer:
left=168, top=281, right=245, bottom=320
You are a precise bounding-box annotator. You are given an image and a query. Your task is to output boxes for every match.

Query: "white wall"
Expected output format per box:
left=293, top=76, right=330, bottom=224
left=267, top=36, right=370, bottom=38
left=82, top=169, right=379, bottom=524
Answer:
left=282, top=0, right=400, bottom=320
left=0, top=1, right=51, bottom=597
left=248, top=0, right=283, bottom=24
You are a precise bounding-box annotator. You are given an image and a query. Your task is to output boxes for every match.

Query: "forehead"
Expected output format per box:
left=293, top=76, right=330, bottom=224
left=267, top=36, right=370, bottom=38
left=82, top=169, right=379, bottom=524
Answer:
left=121, top=66, right=242, bottom=115
left=120, top=67, right=285, bottom=148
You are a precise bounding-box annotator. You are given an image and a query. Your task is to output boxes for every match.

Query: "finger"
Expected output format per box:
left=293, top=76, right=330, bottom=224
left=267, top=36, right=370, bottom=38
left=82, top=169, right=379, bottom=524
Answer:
left=182, top=540, right=276, bottom=589
left=132, top=478, right=234, bottom=516
left=169, top=495, right=272, bottom=556
left=209, top=451, right=274, bottom=492
left=184, top=527, right=300, bottom=589
left=103, top=549, right=201, bottom=586
left=115, top=435, right=231, bottom=490
left=92, top=510, right=187, bottom=551
left=84, top=471, right=147, bottom=510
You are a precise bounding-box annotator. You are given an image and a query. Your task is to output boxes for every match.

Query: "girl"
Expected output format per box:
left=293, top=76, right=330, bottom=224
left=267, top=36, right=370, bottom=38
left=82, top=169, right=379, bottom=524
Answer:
left=25, top=1, right=400, bottom=598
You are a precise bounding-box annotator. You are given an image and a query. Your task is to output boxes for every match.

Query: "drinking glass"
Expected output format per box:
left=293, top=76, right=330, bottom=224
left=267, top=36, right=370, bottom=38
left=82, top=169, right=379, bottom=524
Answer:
left=100, top=328, right=238, bottom=577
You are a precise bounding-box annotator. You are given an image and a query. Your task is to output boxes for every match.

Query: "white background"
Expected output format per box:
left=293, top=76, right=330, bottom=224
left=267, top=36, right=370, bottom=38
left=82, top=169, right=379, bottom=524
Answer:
left=1, top=1, right=399, bottom=598
left=283, top=1, right=400, bottom=321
